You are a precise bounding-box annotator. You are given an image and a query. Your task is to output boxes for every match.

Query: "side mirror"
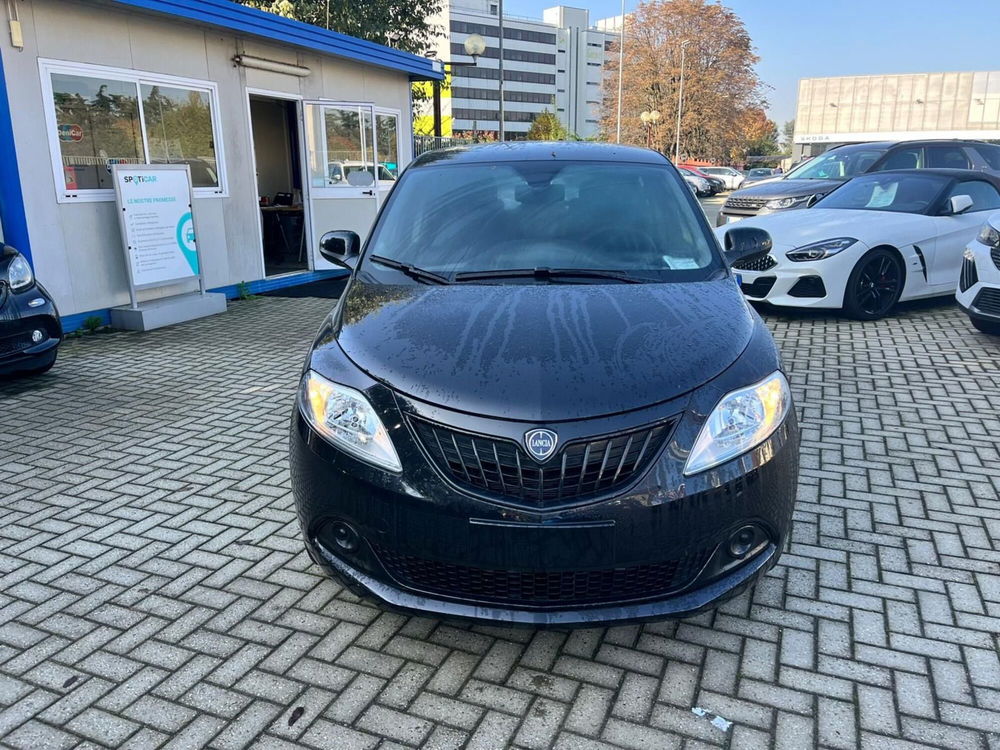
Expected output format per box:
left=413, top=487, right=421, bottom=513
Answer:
left=948, top=195, right=974, bottom=215
left=319, top=230, right=361, bottom=268
left=722, top=226, right=772, bottom=264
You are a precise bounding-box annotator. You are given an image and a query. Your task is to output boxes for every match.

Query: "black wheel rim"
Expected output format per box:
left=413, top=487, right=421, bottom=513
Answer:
left=855, top=255, right=900, bottom=316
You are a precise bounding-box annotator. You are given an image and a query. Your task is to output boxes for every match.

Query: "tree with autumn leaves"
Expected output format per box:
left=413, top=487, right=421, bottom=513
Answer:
left=602, top=0, right=778, bottom=164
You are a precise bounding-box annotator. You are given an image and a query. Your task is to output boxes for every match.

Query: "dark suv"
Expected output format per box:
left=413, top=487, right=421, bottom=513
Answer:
left=717, top=139, right=1000, bottom=226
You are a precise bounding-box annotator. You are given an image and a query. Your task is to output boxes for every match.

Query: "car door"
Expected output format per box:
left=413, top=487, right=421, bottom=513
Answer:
left=929, top=179, right=1000, bottom=288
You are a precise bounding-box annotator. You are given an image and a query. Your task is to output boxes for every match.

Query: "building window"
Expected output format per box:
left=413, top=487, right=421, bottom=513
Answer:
left=449, top=21, right=556, bottom=45
left=42, top=60, right=226, bottom=202
left=504, top=90, right=556, bottom=104
left=489, top=4, right=498, bottom=14
left=451, top=44, right=557, bottom=65
left=452, top=67, right=556, bottom=85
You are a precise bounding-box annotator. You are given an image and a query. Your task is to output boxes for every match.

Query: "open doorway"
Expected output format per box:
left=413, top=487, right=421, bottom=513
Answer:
left=249, top=94, right=307, bottom=276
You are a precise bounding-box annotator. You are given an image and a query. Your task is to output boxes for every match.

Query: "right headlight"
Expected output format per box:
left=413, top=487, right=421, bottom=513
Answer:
left=298, top=370, right=402, bottom=473
left=683, top=371, right=792, bottom=476
left=785, top=237, right=857, bottom=262
left=977, top=223, right=1000, bottom=248
left=7, top=254, right=34, bottom=291
left=764, top=195, right=812, bottom=210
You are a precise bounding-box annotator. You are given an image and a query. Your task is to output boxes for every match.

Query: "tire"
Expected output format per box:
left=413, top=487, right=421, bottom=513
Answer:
left=971, top=317, right=1000, bottom=335
left=843, top=247, right=904, bottom=320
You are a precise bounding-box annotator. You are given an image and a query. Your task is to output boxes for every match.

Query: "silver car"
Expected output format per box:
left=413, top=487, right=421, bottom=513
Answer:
left=700, top=166, right=745, bottom=191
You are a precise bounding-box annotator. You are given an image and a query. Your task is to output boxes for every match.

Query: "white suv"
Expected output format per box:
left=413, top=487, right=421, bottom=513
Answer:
left=956, top=212, right=1000, bottom=335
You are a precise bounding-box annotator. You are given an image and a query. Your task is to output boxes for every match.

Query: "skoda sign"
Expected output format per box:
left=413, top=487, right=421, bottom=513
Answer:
left=524, top=428, right=558, bottom=463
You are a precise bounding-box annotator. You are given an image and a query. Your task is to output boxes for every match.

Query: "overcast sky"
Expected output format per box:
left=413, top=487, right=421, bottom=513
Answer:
left=501, top=0, right=1000, bottom=125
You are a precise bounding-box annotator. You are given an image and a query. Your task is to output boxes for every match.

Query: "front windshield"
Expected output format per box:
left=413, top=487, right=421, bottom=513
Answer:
left=363, top=160, right=722, bottom=282
left=785, top=147, right=885, bottom=180
left=814, top=173, right=947, bottom=214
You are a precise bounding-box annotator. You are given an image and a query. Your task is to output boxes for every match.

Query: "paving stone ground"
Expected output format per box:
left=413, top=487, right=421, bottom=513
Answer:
left=1, top=294, right=999, bottom=749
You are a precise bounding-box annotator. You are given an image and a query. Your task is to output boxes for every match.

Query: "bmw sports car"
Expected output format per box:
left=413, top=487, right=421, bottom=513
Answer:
left=290, top=143, right=799, bottom=626
left=715, top=169, right=1000, bottom=319
left=957, top=212, right=1000, bottom=335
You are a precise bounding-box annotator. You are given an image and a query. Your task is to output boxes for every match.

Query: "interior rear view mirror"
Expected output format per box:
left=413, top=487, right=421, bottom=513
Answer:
left=319, top=230, right=361, bottom=268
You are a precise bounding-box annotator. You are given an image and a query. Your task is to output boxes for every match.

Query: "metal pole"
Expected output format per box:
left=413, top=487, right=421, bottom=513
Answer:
left=674, top=41, right=687, bottom=163
left=498, top=0, right=505, bottom=141
left=433, top=77, right=442, bottom=141
left=615, top=0, right=625, bottom=143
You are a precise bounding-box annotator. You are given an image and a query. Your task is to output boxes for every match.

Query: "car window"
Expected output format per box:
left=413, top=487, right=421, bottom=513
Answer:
left=875, top=147, right=922, bottom=171
left=978, top=144, right=1000, bottom=170
left=926, top=145, right=970, bottom=170
left=815, top=173, right=948, bottom=214
left=364, top=161, right=722, bottom=282
left=789, top=148, right=886, bottom=179
left=947, top=180, right=1000, bottom=212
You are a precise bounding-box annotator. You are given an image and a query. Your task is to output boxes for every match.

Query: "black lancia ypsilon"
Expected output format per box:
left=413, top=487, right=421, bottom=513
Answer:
left=291, top=143, right=799, bottom=626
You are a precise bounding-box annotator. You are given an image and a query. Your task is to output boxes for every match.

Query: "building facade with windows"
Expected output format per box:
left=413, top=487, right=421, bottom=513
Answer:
left=793, top=71, right=1000, bottom=160
left=0, top=0, right=441, bottom=328
left=425, top=2, right=617, bottom=140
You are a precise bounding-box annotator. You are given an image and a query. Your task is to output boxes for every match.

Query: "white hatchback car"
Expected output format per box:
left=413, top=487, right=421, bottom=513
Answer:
left=956, top=212, right=1000, bottom=334
left=715, top=169, right=1000, bottom=319
left=700, top=166, right=745, bottom=191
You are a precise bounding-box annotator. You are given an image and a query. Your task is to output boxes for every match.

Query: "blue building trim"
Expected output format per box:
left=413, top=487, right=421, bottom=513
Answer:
left=110, top=0, right=444, bottom=80
left=59, top=269, right=349, bottom=332
left=0, top=51, right=32, bottom=266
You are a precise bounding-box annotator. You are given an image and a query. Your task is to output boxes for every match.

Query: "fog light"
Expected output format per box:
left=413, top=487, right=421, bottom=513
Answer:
left=31, top=329, right=44, bottom=343
left=728, top=525, right=760, bottom=558
left=28, top=298, right=46, bottom=308
left=330, top=522, right=359, bottom=553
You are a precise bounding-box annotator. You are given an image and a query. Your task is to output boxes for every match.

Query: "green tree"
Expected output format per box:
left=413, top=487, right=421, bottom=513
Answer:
left=237, top=0, right=442, bottom=56
left=526, top=110, right=568, bottom=141
left=782, top=119, right=795, bottom=148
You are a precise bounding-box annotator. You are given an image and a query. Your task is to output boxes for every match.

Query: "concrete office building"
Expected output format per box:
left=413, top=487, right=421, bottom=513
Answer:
left=792, top=71, right=1000, bottom=160
left=426, top=1, right=618, bottom=139
left=0, top=0, right=441, bottom=329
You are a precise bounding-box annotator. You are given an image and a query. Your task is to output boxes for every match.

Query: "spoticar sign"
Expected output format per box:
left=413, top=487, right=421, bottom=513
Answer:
left=113, top=165, right=201, bottom=290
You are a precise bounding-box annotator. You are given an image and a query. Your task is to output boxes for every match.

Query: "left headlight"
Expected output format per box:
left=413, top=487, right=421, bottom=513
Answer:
left=683, top=371, right=792, bottom=476
left=298, top=370, right=402, bottom=473
left=7, top=255, right=33, bottom=291
left=786, top=237, right=857, bottom=262
left=764, top=195, right=813, bottom=210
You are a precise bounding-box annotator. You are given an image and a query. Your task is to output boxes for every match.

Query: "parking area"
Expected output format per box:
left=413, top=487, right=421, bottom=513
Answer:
left=1, top=294, right=999, bottom=749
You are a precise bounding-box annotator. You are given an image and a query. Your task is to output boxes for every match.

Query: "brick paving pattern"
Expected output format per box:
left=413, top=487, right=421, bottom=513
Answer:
left=1, top=295, right=999, bottom=749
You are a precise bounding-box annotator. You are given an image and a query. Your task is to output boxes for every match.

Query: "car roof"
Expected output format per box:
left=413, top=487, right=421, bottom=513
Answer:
left=410, top=142, right=669, bottom=168
left=849, top=168, right=1000, bottom=188
left=829, top=139, right=996, bottom=152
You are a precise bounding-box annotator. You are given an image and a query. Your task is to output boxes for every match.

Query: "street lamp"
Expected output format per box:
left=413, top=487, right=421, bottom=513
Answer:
left=674, top=39, right=690, bottom=163
left=640, top=109, right=661, bottom=149
left=432, top=34, right=487, bottom=140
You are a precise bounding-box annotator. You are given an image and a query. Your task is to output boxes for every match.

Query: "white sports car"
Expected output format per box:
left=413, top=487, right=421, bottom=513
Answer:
left=956, top=212, right=1000, bottom=335
left=715, top=169, right=1000, bottom=319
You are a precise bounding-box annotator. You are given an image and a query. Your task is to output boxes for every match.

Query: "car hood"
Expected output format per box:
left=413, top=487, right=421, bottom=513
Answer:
left=731, top=178, right=845, bottom=200
left=716, top=208, right=934, bottom=249
left=334, top=278, right=754, bottom=422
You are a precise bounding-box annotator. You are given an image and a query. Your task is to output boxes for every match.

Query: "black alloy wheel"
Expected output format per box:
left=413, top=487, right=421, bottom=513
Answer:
left=844, top=248, right=904, bottom=320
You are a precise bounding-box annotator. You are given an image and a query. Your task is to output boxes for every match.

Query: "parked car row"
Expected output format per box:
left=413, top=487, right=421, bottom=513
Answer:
left=715, top=166, right=1000, bottom=328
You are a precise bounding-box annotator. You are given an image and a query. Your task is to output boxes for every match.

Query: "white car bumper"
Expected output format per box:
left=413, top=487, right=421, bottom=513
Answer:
left=955, top=240, right=1000, bottom=322
left=733, top=242, right=870, bottom=309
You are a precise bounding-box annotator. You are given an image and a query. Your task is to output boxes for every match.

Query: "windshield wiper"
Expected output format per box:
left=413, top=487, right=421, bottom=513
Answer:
left=452, top=268, right=646, bottom=284
left=369, top=255, right=451, bottom=285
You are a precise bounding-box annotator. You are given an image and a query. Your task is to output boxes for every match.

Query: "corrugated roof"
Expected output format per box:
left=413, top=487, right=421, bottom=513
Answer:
left=109, top=0, right=444, bottom=80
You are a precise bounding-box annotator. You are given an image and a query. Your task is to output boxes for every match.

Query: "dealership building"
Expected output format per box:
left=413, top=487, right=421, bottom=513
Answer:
left=792, top=71, right=1000, bottom=160
left=423, top=1, right=618, bottom=140
left=0, top=0, right=441, bottom=330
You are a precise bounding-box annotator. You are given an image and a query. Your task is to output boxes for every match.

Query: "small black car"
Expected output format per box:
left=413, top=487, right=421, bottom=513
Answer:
left=0, top=246, right=61, bottom=377
left=291, top=143, right=799, bottom=626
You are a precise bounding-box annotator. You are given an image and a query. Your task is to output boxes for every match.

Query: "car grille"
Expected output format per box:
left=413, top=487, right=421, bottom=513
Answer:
left=0, top=331, right=35, bottom=357
left=973, top=288, right=1000, bottom=317
left=373, top=544, right=713, bottom=606
left=960, top=256, right=979, bottom=293
left=740, top=276, right=777, bottom=298
left=732, top=252, right=777, bottom=272
left=410, top=417, right=676, bottom=507
left=724, top=196, right=769, bottom=210
left=991, top=246, right=1000, bottom=271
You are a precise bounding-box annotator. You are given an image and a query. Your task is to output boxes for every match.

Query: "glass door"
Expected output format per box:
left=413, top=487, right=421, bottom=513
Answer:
left=374, top=109, right=401, bottom=205
left=304, top=101, right=379, bottom=270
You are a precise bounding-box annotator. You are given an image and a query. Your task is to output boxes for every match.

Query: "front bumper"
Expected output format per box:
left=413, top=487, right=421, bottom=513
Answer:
left=735, top=243, right=867, bottom=310
left=0, top=284, right=62, bottom=374
left=290, top=384, right=799, bottom=626
left=956, top=244, right=1000, bottom=324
